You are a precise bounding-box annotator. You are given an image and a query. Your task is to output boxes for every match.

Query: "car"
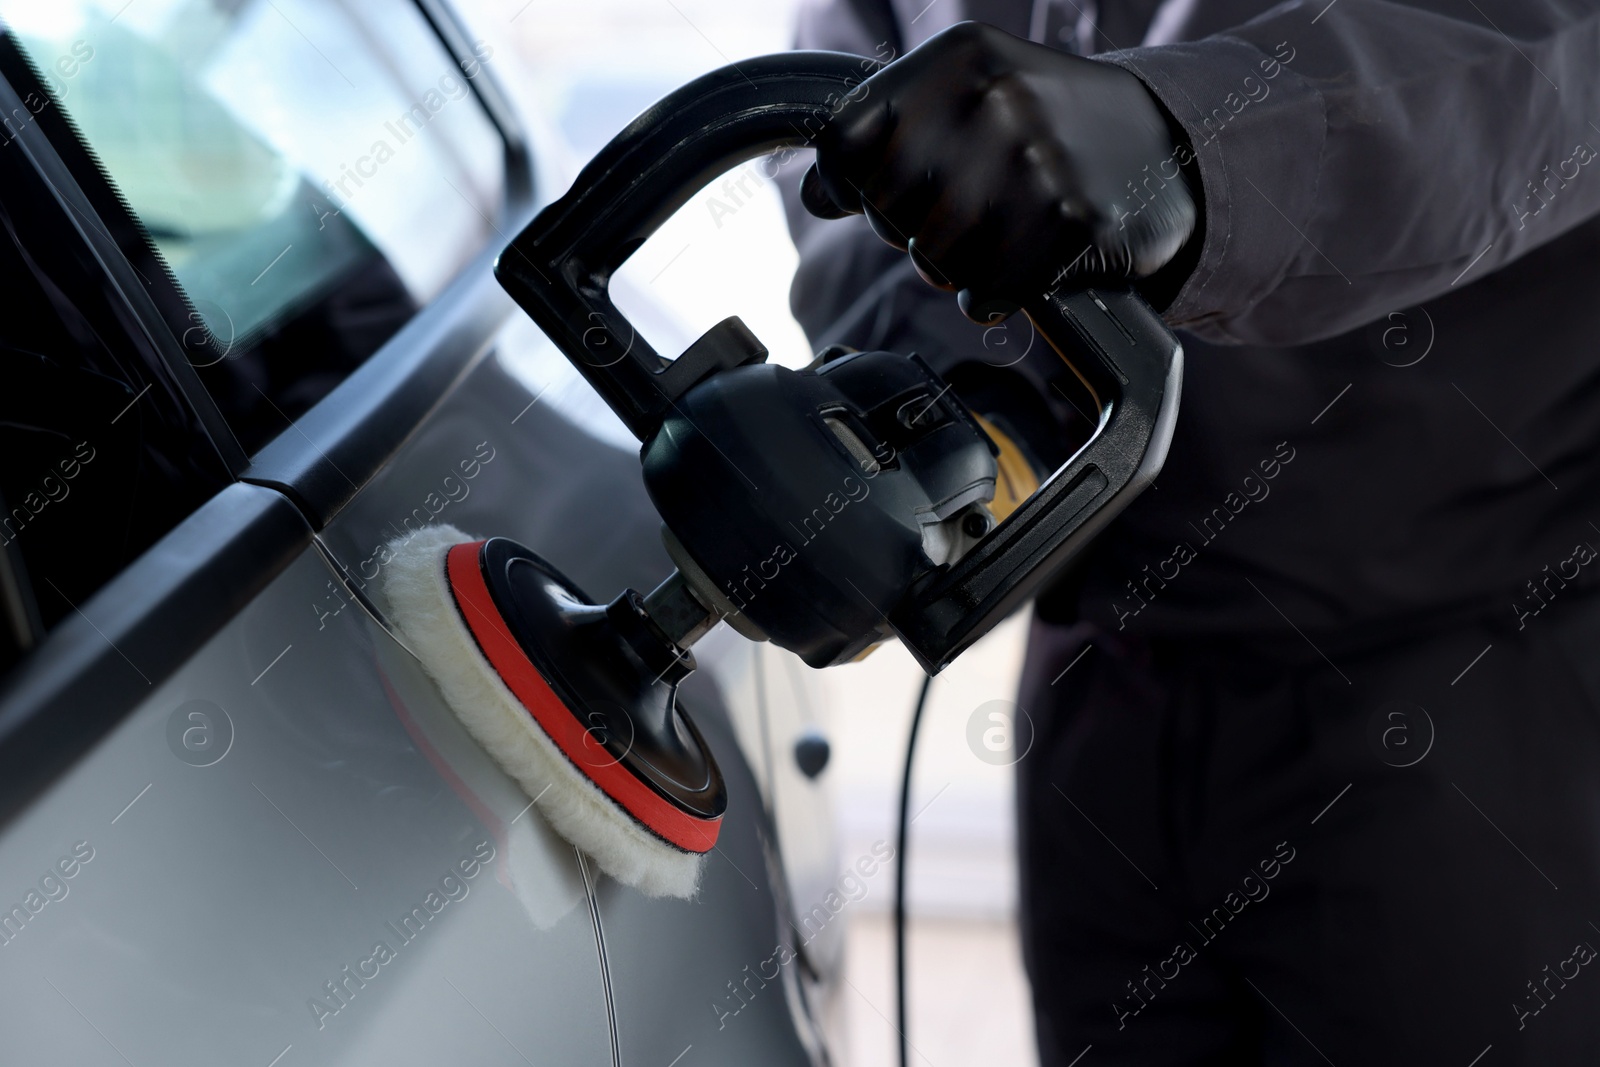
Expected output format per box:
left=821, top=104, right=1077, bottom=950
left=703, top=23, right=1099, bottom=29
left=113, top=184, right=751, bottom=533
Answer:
left=0, top=1, right=845, bottom=1063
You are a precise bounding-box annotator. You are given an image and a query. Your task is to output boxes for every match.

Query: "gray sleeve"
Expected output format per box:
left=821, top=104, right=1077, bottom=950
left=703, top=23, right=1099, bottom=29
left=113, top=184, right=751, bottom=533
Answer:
left=788, top=0, right=1600, bottom=350
left=1099, top=0, right=1600, bottom=345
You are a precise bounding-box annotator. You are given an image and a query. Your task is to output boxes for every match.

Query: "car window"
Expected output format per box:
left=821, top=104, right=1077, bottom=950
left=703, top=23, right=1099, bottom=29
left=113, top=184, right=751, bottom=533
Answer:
left=0, top=0, right=507, bottom=453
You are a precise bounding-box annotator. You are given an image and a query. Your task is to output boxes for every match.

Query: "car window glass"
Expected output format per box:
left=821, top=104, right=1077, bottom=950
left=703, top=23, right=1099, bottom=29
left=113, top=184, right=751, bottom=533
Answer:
left=0, top=0, right=506, bottom=452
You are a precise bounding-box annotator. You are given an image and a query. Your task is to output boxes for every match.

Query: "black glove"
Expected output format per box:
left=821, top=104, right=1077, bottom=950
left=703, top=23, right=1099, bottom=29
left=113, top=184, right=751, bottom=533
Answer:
left=802, top=22, right=1201, bottom=322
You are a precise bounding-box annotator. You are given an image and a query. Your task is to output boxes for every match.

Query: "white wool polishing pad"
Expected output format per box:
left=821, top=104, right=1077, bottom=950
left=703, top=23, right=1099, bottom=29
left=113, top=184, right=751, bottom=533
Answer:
left=382, top=524, right=705, bottom=899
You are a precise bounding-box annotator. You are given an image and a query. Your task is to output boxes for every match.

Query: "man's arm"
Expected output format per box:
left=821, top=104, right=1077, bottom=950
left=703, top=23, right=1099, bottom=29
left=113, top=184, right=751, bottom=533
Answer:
left=787, top=0, right=1600, bottom=347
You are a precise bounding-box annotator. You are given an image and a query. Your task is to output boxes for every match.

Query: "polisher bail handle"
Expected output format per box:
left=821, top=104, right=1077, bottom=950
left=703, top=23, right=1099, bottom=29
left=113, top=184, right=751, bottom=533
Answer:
left=893, top=287, right=1182, bottom=672
left=495, top=51, right=887, bottom=440
left=493, top=50, right=1183, bottom=673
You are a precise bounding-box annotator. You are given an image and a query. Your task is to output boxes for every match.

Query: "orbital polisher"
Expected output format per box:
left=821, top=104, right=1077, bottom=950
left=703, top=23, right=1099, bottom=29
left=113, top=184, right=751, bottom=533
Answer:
left=384, top=51, right=1182, bottom=898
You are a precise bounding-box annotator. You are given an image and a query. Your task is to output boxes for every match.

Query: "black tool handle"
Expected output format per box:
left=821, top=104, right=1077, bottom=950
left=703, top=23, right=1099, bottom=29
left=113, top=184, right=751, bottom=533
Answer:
left=893, top=286, right=1181, bottom=671
left=498, top=51, right=887, bottom=439
left=495, top=51, right=1182, bottom=673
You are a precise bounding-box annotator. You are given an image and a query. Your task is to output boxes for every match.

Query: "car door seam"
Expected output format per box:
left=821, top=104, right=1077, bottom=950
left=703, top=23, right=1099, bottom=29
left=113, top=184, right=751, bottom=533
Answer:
left=576, top=849, right=622, bottom=1067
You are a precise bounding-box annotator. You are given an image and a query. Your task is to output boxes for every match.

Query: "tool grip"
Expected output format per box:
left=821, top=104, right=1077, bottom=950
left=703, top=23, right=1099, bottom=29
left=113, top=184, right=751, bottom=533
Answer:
left=497, top=51, right=886, bottom=440
left=891, top=287, right=1181, bottom=670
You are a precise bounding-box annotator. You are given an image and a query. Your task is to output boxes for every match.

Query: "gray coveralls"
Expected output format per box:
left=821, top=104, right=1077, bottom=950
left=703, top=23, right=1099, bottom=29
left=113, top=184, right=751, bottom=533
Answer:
left=783, top=1, right=1600, bottom=1062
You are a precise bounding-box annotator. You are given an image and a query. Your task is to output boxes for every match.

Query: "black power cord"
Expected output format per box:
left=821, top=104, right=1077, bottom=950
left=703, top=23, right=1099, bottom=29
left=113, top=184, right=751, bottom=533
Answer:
left=895, top=672, right=935, bottom=1067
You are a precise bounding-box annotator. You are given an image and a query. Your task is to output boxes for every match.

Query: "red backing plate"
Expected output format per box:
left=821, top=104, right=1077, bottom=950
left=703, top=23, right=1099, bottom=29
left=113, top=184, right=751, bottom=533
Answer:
left=445, top=541, right=720, bottom=853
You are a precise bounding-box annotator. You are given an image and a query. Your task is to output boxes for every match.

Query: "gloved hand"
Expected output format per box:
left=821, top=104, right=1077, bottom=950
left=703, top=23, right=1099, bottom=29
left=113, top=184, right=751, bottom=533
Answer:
left=802, top=22, right=1201, bottom=322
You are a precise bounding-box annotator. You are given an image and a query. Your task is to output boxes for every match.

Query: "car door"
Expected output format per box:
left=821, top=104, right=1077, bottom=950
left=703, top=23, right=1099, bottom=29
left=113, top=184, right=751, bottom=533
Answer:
left=0, top=1, right=827, bottom=1064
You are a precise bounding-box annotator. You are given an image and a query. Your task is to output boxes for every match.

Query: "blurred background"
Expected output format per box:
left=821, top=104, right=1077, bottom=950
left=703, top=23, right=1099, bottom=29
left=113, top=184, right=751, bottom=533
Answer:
left=450, top=2, right=1038, bottom=1063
